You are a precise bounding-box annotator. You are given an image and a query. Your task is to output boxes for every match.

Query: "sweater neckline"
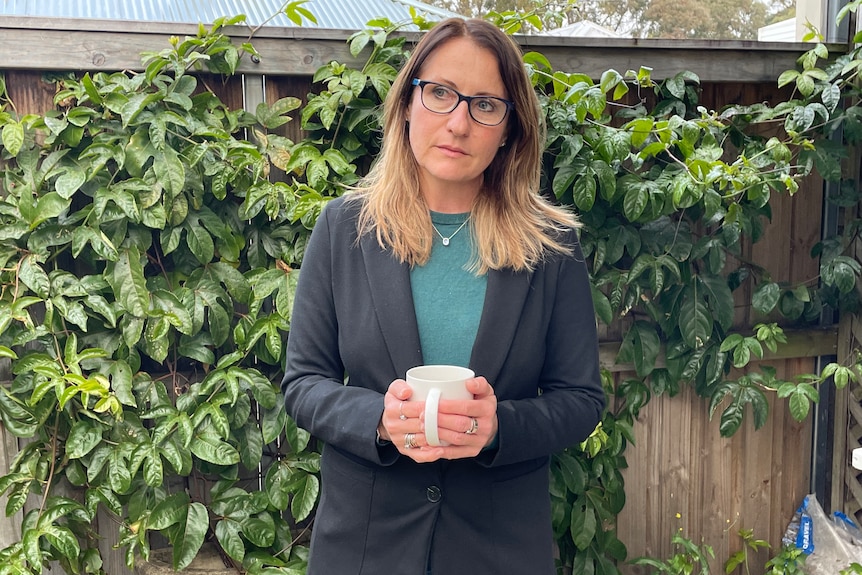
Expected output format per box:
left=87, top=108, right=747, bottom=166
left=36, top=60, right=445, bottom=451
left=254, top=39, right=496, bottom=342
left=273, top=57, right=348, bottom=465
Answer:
left=430, top=211, right=470, bottom=226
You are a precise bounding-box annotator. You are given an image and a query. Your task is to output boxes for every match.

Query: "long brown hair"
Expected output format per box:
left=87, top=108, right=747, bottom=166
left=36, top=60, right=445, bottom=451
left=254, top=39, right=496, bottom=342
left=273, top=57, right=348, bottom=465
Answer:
left=350, top=18, right=578, bottom=273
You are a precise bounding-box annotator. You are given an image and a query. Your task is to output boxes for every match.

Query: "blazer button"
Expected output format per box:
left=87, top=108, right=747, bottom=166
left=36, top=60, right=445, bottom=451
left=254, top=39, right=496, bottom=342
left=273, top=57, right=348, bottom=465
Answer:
left=426, top=486, right=442, bottom=503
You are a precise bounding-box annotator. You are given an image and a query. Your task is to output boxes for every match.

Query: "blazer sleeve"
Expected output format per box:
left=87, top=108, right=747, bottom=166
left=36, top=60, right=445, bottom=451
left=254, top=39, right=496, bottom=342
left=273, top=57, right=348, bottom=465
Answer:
left=482, top=233, right=606, bottom=468
left=280, top=201, right=397, bottom=465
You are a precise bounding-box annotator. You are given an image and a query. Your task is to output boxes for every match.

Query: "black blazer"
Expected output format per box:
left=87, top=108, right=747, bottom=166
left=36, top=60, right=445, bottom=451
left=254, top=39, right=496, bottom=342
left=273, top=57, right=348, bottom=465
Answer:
left=282, top=196, right=605, bottom=574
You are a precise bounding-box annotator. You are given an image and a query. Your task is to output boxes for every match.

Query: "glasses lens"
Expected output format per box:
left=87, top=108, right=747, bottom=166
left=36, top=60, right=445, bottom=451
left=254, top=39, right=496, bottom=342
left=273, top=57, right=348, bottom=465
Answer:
left=420, top=82, right=509, bottom=126
left=421, top=83, right=458, bottom=114
left=469, top=97, right=507, bottom=126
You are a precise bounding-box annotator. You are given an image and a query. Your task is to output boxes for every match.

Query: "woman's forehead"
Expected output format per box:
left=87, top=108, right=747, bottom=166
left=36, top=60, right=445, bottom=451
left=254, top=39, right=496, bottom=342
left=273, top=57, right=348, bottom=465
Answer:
left=416, top=38, right=505, bottom=94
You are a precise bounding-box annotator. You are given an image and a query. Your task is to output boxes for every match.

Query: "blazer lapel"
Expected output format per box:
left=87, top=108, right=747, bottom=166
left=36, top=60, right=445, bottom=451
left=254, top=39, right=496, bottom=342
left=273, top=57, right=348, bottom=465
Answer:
left=470, top=267, right=533, bottom=384
left=360, top=235, right=424, bottom=378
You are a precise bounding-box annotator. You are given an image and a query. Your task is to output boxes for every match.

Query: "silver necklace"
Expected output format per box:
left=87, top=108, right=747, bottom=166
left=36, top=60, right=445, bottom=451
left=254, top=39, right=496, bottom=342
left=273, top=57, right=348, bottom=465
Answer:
left=431, top=217, right=470, bottom=246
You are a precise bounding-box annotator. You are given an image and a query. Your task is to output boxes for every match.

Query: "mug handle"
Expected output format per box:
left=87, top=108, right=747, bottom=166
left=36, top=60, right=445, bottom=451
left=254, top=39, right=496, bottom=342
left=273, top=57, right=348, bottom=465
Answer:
left=425, top=387, right=441, bottom=446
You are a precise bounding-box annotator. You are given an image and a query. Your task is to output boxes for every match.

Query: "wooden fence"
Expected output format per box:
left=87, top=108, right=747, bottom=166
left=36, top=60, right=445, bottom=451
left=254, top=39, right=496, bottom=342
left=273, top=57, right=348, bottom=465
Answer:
left=0, top=17, right=853, bottom=575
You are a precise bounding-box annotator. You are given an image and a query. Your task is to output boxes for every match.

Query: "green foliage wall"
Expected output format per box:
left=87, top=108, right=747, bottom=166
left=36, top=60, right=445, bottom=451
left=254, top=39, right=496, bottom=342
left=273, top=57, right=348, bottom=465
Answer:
left=0, top=18, right=317, bottom=575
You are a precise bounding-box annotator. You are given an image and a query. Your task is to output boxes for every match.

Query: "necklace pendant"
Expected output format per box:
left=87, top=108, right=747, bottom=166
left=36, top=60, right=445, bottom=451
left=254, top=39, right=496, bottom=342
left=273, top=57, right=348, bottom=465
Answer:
left=431, top=216, right=469, bottom=247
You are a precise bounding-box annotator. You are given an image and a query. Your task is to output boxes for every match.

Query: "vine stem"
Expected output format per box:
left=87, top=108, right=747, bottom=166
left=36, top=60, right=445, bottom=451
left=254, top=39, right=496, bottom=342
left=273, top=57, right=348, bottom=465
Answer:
left=246, top=1, right=292, bottom=40
left=38, top=409, right=62, bottom=516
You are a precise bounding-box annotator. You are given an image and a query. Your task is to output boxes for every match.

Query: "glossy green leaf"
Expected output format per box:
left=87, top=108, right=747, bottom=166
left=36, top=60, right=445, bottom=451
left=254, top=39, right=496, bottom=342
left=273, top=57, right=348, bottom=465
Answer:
left=190, top=431, right=240, bottom=465
left=752, top=281, right=780, bottom=314
left=679, top=287, right=712, bottom=349
left=236, top=421, right=263, bottom=471
left=835, top=366, right=855, bottom=388
left=622, top=184, right=649, bottom=222
left=822, top=255, right=861, bottom=293
left=143, top=446, right=164, bottom=487
left=43, top=525, right=80, bottom=559
left=552, top=162, right=578, bottom=199
left=699, top=275, right=734, bottom=332
left=718, top=400, right=744, bottom=437
left=66, top=421, right=103, bottom=460
left=215, top=518, right=245, bottom=562
left=2, top=120, right=24, bottom=156
left=186, top=220, right=215, bottom=265
left=287, top=473, right=319, bottom=523
left=148, top=492, right=189, bottom=531
left=242, top=513, right=276, bottom=547
left=788, top=390, right=812, bottom=421
left=22, top=527, right=42, bottom=570
left=265, top=462, right=293, bottom=511
left=261, top=404, right=287, bottom=446
left=120, top=92, right=160, bottom=127
left=572, top=173, right=597, bottom=211
left=111, top=248, right=149, bottom=317
left=590, top=285, right=613, bottom=326
left=160, top=437, right=190, bottom=475
left=571, top=504, right=597, bottom=551
left=283, top=414, right=311, bottom=454
left=172, top=502, right=208, bottom=571
left=54, top=166, right=86, bottom=199
left=177, top=334, right=216, bottom=365
left=107, top=450, right=133, bottom=494
left=748, top=386, right=769, bottom=430
left=29, top=192, right=72, bottom=229
left=18, top=256, right=50, bottom=299
left=154, top=147, right=185, bottom=199
left=107, top=360, right=135, bottom=407
left=151, top=289, right=194, bottom=335
left=617, top=321, right=660, bottom=377
left=553, top=451, right=586, bottom=494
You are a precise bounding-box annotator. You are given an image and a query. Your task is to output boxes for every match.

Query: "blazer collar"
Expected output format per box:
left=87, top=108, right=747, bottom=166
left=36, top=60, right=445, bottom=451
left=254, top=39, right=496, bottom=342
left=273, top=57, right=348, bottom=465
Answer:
left=361, top=234, right=532, bottom=382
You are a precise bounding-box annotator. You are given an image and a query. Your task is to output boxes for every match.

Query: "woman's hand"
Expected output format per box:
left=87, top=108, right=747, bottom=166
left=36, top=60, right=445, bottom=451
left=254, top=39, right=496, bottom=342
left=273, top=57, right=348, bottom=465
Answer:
left=432, top=376, right=498, bottom=459
left=378, top=377, right=498, bottom=463
left=379, top=379, right=446, bottom=463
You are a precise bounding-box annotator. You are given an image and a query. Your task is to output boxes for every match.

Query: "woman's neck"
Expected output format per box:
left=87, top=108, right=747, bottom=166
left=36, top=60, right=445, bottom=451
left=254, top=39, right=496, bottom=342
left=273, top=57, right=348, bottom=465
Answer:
left=421, top=181, right=480, bottom=214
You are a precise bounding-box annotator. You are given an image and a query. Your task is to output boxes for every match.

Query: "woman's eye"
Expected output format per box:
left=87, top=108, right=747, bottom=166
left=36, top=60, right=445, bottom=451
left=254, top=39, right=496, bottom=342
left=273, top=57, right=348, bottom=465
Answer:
left=475, top=99, right=498, bottom=113
left=432, top=87, right=452, bottom=100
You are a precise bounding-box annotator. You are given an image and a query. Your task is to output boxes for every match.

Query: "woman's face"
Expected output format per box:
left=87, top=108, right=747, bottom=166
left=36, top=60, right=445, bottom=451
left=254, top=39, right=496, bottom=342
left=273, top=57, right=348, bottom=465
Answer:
left=407, top=37, right=509, bottom=208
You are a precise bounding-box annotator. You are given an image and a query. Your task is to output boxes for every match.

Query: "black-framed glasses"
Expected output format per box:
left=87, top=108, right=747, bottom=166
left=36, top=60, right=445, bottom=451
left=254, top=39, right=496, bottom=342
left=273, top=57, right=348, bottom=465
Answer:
left=411, top=78, right=513, bottom=127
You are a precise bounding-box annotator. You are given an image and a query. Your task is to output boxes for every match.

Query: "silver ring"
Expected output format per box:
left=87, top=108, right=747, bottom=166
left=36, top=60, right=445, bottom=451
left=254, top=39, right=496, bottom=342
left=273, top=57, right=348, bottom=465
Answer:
left=465, top=417, right=478, bottom=435
left=404, top=432, right=417, bottom=449
left=399, top=401, right=407, bottom=421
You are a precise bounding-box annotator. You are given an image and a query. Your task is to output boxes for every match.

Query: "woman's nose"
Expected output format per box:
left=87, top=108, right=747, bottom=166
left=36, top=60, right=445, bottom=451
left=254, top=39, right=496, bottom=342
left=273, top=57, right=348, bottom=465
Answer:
left=446, top=100, right=472, bottom=134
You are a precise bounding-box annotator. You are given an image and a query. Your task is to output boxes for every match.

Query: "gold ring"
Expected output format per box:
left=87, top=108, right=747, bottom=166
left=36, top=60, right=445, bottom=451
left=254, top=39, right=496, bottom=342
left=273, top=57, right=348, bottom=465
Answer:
left=399, top=401, right=407, bottom=420
left=404, top=432, right=417, bottom=449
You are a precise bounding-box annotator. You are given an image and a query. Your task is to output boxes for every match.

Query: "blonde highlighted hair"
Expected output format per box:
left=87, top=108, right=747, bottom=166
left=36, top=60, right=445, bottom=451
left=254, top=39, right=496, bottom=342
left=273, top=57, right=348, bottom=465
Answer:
left=349, top=18, right=579, bottom=274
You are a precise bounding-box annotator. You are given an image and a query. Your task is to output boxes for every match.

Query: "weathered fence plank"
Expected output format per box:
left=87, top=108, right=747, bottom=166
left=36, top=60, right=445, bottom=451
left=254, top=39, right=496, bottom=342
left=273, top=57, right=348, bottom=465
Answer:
left=0, top=16, right=841, bottom=82
left=618, top=358, right=815, bottom=575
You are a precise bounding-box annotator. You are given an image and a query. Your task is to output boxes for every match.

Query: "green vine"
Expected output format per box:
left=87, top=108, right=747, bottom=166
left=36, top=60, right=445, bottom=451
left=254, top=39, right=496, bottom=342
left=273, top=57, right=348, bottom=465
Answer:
left=0, top=16, right=314, bottom=575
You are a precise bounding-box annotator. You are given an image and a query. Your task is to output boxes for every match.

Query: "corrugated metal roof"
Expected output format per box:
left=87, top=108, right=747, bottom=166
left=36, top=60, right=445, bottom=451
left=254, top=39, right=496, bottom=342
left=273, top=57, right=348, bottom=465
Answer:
left=544, top=21, right=624, bottom=38
left=0, top=0, right=460, bottom=29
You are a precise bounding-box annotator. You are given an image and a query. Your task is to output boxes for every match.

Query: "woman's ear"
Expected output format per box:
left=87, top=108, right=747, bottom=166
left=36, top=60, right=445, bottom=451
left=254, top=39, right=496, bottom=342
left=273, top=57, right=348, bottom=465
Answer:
left=499, top=125, right=510, bottom=148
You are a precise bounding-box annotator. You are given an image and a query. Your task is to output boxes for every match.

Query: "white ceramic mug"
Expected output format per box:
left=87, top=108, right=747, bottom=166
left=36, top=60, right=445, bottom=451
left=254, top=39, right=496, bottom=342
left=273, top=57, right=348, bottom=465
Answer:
left=406, top=365, right=474, bottom=446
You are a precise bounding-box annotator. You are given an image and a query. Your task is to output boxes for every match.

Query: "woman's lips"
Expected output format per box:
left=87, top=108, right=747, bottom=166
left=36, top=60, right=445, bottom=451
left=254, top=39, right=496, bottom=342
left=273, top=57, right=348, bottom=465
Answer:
left=437, top=144, right=467, bottom=157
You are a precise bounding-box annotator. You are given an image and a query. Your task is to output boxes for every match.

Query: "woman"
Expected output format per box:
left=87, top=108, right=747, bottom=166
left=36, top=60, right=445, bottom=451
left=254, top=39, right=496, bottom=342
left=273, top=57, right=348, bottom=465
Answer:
left=281, top=17, right=605, bottom=575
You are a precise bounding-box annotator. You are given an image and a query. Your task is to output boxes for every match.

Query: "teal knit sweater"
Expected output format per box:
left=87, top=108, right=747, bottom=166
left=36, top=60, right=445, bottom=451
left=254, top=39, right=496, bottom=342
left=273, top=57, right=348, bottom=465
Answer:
left=410, top=212, right=487, bottom=367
